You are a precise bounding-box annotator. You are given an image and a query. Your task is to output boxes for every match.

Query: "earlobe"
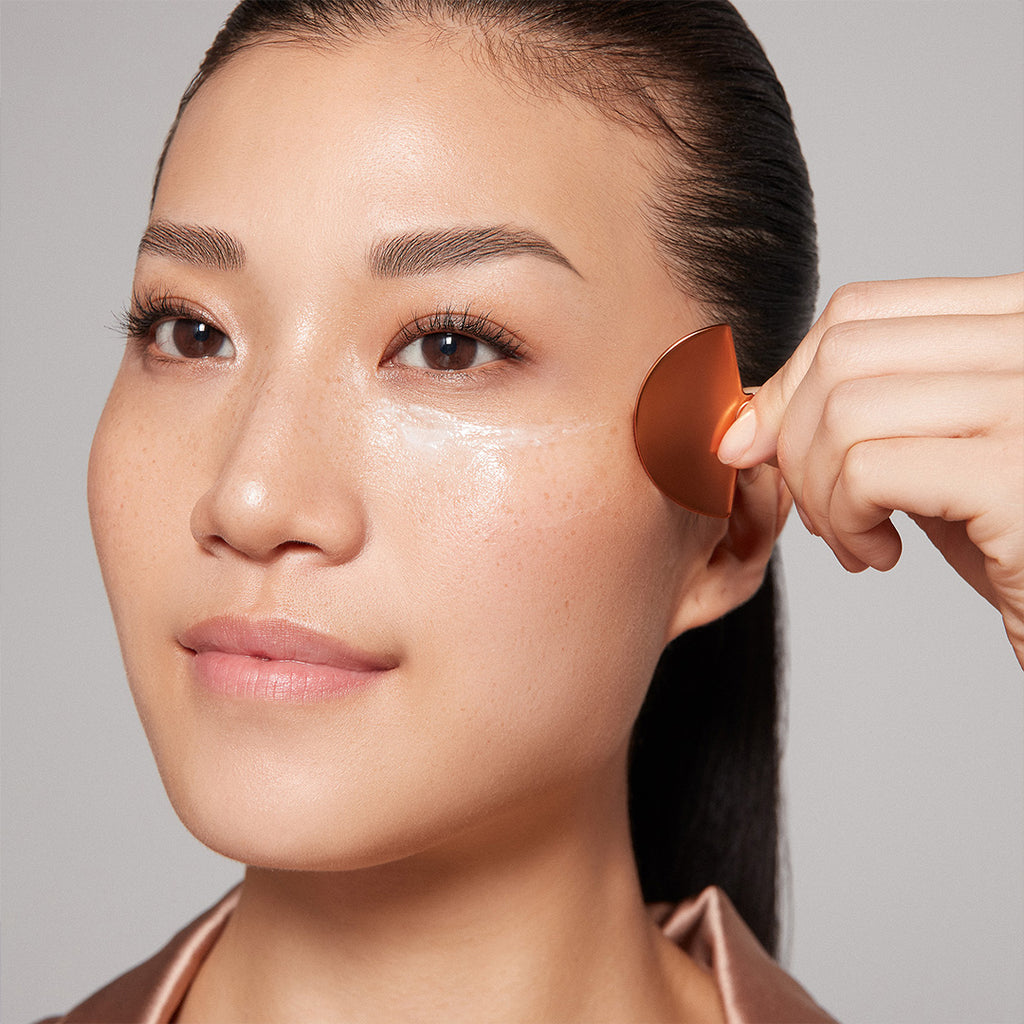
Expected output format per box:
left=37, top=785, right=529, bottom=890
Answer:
left=665, top=465, right=790, bottom=639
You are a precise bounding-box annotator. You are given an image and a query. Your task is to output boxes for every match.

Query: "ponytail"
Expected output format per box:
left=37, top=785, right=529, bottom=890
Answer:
left=629, top=559, right=782, bottom=952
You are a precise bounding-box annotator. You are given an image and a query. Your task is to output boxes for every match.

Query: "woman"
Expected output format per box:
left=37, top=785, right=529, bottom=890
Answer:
left=13, top=1, right=1022, bottom=1021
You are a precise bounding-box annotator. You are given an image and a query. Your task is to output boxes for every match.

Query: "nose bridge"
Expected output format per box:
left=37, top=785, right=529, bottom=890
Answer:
left=237, top=362, right=341, bottom=470
left=191, top=357, right=368, bottom=564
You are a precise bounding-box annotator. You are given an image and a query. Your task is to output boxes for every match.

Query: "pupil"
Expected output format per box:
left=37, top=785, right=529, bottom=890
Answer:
left=424, top=331, right=476, bottom=370
left=171, top=318, right=221, bottom=358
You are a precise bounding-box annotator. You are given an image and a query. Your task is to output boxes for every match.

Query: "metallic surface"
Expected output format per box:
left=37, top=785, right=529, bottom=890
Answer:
left=633, top=324, right=747, bottom=518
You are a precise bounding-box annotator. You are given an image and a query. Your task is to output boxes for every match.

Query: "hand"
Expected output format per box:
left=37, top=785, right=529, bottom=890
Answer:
left=717, top=273, right=1024, bottom=667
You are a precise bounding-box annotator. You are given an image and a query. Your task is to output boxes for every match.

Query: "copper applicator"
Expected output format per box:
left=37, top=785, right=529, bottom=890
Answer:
left=633, top=324, right=753, bottom=518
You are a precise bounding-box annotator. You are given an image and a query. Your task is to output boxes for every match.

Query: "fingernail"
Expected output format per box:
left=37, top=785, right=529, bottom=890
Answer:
left=717, top=402, right=757, bottom=465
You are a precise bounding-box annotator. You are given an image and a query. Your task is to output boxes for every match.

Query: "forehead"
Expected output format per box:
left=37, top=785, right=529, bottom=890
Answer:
left=155, top=25, right=672, bottom=286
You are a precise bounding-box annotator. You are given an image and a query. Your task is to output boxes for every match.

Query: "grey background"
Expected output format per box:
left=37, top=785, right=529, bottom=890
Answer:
left=1, top=1, right=1021, bottom=1021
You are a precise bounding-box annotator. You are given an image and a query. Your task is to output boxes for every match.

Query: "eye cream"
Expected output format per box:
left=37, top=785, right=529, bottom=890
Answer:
left=380, top=402, right=606, bottom=455
left=370, top=401, right=615, bottom=528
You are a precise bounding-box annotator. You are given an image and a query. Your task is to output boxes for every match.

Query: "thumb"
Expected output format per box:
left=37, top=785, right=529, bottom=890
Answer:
left=717, top=332, right=817, bottom=468
left=716, top=274, right=1023, bottom=469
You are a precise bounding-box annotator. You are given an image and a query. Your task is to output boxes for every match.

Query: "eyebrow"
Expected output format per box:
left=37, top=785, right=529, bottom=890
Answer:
left=368, top=225, right=581, bottom=279
left=138, top=221, right=246, bottom=271
left=136, top=221, right=580, bottom=279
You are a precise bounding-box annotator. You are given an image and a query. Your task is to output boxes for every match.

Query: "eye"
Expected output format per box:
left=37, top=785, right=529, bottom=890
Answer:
left=393, top=331, right=505, bottom=372
left=152, top=318, right=234, bottom=360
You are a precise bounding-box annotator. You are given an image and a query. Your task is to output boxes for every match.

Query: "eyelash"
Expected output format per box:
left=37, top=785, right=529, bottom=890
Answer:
left=117, top=295, right=524, bottom=371
left=391, top=307, right=523, bottom=364
left=116, top=292, right=219, bottom=355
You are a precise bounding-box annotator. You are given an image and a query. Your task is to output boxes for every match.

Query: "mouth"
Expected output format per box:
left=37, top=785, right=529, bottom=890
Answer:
left=179, top=616, right=398, bottom=702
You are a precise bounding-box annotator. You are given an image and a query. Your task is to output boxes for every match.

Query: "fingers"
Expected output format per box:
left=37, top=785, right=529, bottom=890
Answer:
left=778, top=314, right=1022, bottom=475
left=794, top=371, right=1020, bottom=534
left=824, top=437, right=997, bottom=569
left=711, top=272, right=1024, bottom=660
left=717, top=273, right=1024, bottom=468
left=907, top=515, right=999, bottom=607
left=796, top=417, right=1022, bottom=581
left=713, top=273, right=1024, bottom=574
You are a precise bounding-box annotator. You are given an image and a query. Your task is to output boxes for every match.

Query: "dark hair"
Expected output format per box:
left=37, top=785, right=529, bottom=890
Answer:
left=158, top=0, right=817, bottom=955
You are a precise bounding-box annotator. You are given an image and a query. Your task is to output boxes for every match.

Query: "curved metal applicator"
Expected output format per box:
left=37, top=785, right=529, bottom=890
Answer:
left=633, top=324, right=750, bottom=518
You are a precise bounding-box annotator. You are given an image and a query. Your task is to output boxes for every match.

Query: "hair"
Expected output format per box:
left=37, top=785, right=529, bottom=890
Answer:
left=157, top=0, right=817, bottom=955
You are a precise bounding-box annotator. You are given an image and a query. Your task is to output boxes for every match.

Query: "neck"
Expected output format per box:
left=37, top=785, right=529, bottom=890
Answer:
left=177, top=756, right=723, bottom=1023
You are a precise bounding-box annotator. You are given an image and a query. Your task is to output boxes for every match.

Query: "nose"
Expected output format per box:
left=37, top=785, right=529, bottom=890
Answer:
left=190, top=377, right=368, bottom=566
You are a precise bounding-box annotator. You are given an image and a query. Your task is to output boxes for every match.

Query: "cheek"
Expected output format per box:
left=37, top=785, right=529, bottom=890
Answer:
left=369, top=408, right=687, bottom=743
left=87, top=379, right=697, bottom=869
left=87, top=374, right=202, bottom=698
left=88, top=381, right=162, bottom=610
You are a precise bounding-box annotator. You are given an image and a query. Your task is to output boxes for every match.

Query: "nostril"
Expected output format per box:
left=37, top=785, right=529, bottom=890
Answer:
left=190, top=460, right=368, bottom=566
left=198, top=534, right=327, bottom=564
left=277, top=540, right=321, bottom=553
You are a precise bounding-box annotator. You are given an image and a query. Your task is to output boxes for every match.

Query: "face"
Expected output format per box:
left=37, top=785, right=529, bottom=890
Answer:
left=88, top=25, right=731, bottom=870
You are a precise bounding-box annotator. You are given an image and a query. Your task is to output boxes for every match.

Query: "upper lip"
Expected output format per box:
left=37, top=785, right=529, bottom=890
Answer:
left=179, top=616, right=398, bottom=673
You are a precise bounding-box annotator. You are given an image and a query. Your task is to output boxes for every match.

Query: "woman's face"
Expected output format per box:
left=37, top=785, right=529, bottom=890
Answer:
left=88, top=26, right=731, bottom=868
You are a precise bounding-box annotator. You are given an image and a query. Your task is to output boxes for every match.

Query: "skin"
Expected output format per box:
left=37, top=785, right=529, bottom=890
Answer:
left=718, top=273, right=1024, bottom=667
left=88, top=25, right=785, bottom=1024
left=87, top=18, right=1024, bottom=1024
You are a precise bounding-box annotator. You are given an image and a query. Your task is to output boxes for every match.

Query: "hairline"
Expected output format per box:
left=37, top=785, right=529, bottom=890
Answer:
left=151, top=17, right=693, bottom=200
left=149, top=17, right=709, bottom=315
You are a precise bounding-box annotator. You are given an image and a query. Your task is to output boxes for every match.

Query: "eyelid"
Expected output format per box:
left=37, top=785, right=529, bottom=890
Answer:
left=119, top=292, right=214, bottom=335
left=385, top=307, right=525, bottom=365
left=117, top=296, right=526, bottom=368
left=118, top=290, right=230, bottom=341
left=115, top=291, right=236, bottom=367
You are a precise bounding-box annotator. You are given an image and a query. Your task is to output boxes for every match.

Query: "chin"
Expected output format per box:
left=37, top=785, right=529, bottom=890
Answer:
left=167, top=789, right=404, bottom=872
left=155, top=750, right=469, bottom=874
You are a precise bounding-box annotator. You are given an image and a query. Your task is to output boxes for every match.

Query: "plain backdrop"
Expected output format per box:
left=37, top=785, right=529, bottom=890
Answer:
left=1, top=2, right=1021, bottom=1022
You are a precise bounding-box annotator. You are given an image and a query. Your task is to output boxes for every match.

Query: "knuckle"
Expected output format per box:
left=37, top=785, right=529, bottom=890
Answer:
left=815, top=320, right=862, bottom=381
left=819, top=378, right=862, bottom=439
left=822, top=280, right=875, bottom=327
left=839, top=441, right=876, bottom=496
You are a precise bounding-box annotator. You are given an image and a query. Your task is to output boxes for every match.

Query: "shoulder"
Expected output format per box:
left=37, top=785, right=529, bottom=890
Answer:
left=654, top=886, right=838, bottom=1024
left=37, top=887, right=239, bottom=1024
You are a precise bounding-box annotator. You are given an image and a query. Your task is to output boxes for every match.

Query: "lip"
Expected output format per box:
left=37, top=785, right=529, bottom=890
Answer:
left=179, top=616, right=397, bottom=702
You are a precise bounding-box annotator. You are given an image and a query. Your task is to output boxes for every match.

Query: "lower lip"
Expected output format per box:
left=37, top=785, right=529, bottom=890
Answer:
left=191, top=651, right=386, bottom=702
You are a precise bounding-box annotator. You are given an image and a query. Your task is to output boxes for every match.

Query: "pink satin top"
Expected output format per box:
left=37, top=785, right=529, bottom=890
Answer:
left=40, top=886, right=836, bottom=1023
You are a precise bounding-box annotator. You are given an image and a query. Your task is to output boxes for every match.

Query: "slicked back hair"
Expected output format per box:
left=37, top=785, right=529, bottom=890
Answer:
left=154, top=0, right=818, bottom=955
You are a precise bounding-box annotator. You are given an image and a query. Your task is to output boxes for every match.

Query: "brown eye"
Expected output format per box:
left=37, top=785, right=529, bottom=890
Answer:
left=153, top=318, right=233, bottom=359
left=395, top=331, right=501, bottom=372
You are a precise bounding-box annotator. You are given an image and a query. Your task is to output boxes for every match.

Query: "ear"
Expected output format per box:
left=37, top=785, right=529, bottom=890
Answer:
left=665, top=464, right=792, bottom=639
